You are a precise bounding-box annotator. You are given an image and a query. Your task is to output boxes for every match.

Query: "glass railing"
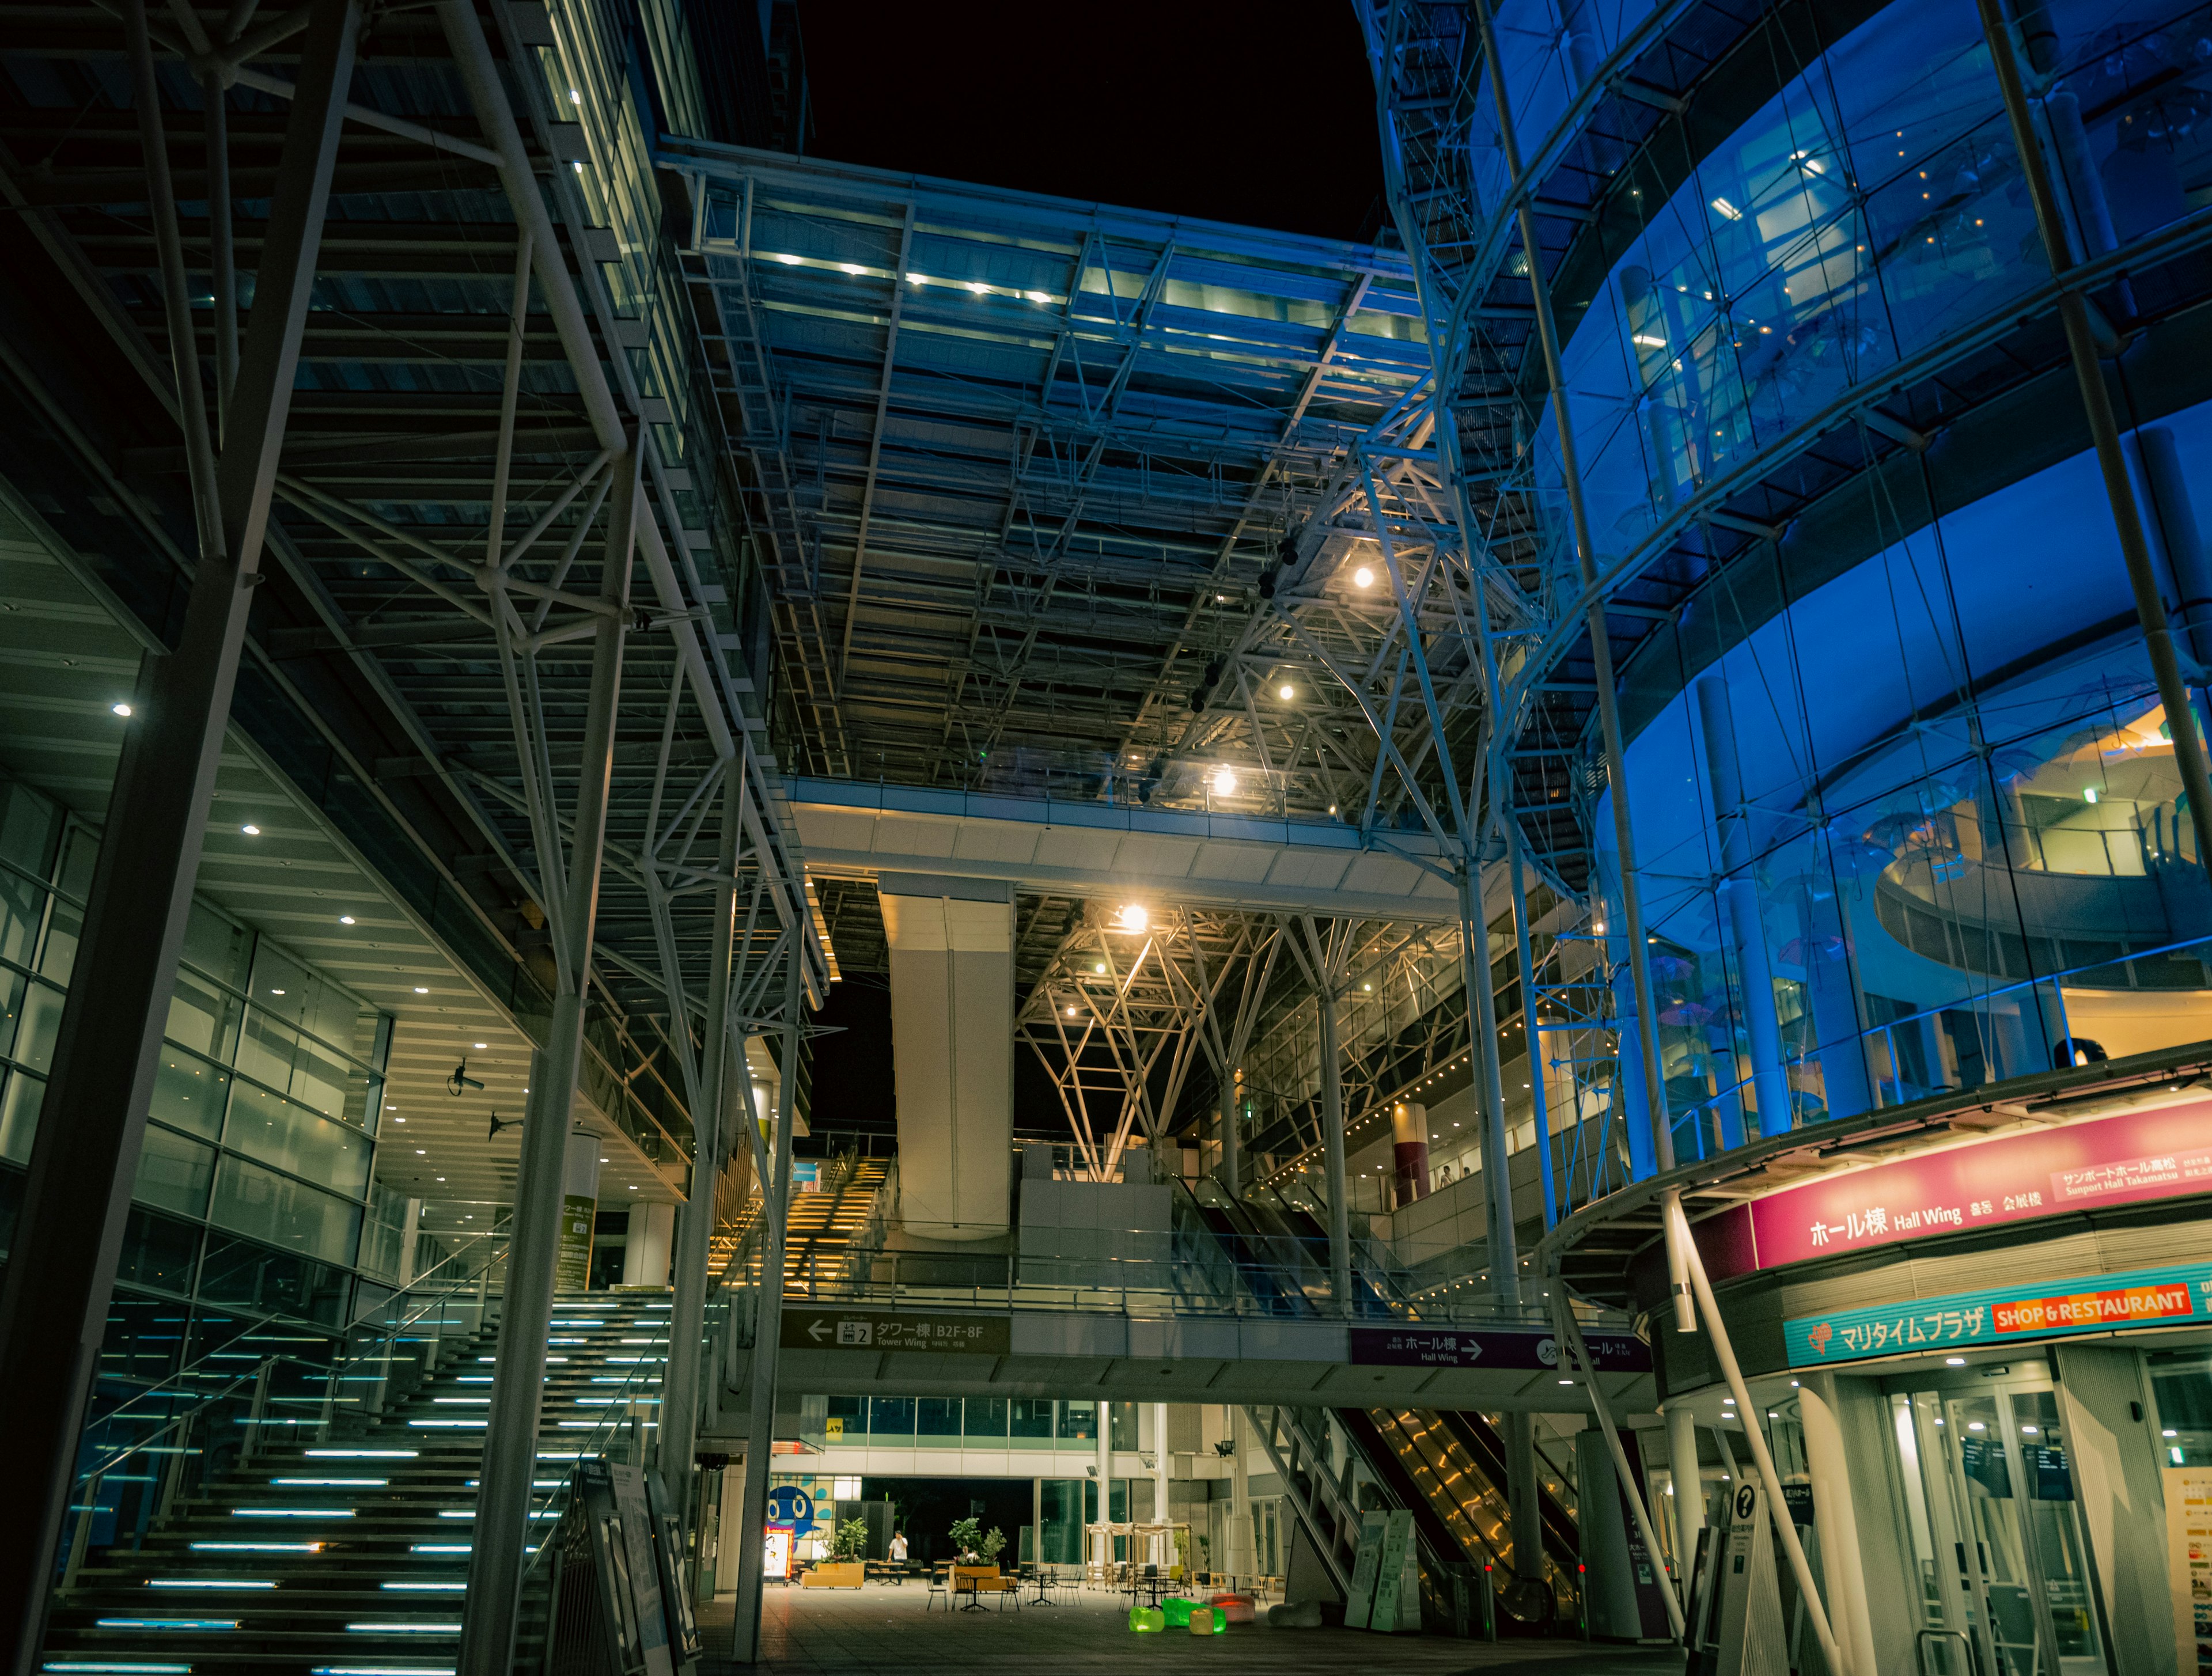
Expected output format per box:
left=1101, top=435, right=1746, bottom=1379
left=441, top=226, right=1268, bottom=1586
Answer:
left=55, top=1231, right=509, bottom=1584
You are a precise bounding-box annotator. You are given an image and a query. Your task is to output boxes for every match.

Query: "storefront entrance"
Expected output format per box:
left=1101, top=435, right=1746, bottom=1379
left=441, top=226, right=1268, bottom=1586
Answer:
left=1887, top=1364, right=2105, bottom=1676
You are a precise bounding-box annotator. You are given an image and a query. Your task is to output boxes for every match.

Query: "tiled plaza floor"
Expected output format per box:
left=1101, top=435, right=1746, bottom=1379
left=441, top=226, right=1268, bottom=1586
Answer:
left=695, top=1587, right=1679, bottom=1674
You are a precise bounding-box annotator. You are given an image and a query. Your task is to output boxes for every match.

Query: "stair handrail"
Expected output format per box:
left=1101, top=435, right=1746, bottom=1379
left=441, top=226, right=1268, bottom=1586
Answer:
left=518, top=1303, right=671, bottom=1584
left=68, top=1229, right=509, bottom=1489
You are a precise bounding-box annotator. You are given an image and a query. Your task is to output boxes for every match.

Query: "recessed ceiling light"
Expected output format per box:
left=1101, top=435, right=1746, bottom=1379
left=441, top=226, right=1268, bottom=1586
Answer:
left=270, top=989, right=285, bottom=996
left=241, top=824, right=260, bottom=836
left=474, top=1042, right=487, bottom=1049
left=414, top=987, right=429, bottom=995
left=339, top=915, right=355, bottom=925
left=111, top=702, right=133, bottom=716
left=415, top=1149, right=426, bottom=1155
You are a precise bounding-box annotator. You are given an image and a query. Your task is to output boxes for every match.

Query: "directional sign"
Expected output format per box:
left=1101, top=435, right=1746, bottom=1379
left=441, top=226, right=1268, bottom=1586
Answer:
left=766, top=1485, right=813, bottom=1533
left=1347, top=1325, right=1651, bottom=1372
left=779, top=1307, right=1012, bottom=1356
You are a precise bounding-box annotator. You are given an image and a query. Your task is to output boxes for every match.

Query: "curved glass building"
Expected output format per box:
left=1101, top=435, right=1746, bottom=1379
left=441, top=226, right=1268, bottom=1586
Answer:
left=1429, top=0, right=2212, bottom=1176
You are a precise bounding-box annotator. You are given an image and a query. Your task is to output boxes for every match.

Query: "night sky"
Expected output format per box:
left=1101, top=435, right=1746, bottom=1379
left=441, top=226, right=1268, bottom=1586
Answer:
left=794, top=1, right=1387, bottom=243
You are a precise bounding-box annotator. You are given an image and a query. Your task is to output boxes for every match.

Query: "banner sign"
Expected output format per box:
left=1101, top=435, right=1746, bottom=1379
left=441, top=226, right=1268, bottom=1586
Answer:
left=1785, top=1261, right=2212, bottom=1366
left=1347, top=1325, right=1650, bottom=1371
left=779, top=1307, right=1012, bottom=1355
left=1689, top=1101, right=2212, bottom=1281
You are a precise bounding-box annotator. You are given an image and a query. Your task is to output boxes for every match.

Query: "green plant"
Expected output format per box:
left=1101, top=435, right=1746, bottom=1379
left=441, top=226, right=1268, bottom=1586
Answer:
left=947, top=1515, right=983, bottom=1560
left=831, top=1516, right=868, bottom=1561
left=980, top=1526, right=1006, bottom=1564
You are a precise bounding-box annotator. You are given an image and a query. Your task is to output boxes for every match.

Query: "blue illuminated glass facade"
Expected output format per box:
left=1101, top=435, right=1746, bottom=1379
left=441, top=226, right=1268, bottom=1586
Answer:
left=1510, top=0, right=2212, bottom=1172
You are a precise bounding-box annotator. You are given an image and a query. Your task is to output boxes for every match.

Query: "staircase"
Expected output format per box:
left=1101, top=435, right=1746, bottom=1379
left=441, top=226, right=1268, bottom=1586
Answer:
left=709, top=1154, right=887, bottom=1298
left=42, top=1291, right=671, bottom=1676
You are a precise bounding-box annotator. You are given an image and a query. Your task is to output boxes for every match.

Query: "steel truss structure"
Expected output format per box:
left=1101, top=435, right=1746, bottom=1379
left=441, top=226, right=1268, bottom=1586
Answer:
left=0, top=0, right=819, bottom=1658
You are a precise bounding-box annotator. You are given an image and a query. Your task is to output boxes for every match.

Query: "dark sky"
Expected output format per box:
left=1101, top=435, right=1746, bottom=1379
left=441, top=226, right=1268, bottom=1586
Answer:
left=794, top=1, right=1386, bottom=242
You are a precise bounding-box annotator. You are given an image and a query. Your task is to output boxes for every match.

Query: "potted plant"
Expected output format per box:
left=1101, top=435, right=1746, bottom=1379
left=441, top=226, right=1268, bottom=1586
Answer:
left=947, top=1515, right=983, bottom=1563
left=832, top=1516, right=868, bottom=1563
left=979, top=1526, right=1007, bottom=1566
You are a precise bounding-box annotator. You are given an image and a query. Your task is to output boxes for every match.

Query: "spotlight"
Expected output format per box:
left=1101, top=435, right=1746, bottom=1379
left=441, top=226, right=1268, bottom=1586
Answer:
left=1211, top=767, right=1237, bottom=797
left=1353, top=566, right=1374, bottom=589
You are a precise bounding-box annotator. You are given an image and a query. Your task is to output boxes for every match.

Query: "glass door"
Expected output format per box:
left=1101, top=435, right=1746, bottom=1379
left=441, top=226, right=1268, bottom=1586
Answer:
left=1892, top=1374, right=2105, bottom=1676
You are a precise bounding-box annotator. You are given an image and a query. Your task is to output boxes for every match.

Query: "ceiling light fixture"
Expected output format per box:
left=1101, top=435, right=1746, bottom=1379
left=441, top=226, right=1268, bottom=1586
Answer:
left=112, top=702, right=134, bottom=716
left=1211, top=767, right=1237, bottom=797
left=339, top=915, right=355, bottom=925
left=241, top=824, right=260, bottom=836
left=1116, top=905, right=1149, bottom=934
left=1353, top=566, right=1374, bottom=588
left=1277, top=684, right=1294, bottom=701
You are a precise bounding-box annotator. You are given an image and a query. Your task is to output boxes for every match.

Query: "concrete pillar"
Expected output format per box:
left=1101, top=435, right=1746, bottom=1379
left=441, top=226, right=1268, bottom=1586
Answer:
left=1695, top=675, right=1790, bottom=1140
left=878, top=875, right=1013, bottom=1241
left=1503, top=1411, right=1541, bottom=1584
left=1095, top=1403, right=1111, bottom=1572
left=1801, top=1375, right=1877, bottom=1676
left=623, top=1201, right=675, bottom=1288
left=1228, top=1407, right=1254, bottom=1584
left=1389, top=1101, right=1429, bottom=1207
left=1665, top=1402, right=1705, bottom=1576
left=556, top=1130, right=599, bottom=1291
left=1153, top=1402, right=1169, bottom=1568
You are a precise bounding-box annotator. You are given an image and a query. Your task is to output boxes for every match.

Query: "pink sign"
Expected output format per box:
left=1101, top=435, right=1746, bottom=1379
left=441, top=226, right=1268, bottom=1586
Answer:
left=1743, top=1099, right=2212, bottom=1271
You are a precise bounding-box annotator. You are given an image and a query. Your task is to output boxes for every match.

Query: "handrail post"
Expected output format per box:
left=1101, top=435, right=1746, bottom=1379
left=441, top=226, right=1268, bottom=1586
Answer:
left=60, top=1468, right=103, bottom=1591
left=243, top=1360, right=272, bottom=1465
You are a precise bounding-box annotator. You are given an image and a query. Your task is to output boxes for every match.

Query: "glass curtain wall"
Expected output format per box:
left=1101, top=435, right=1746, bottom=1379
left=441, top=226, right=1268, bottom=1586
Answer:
left=1535, top=0, right=2212, bottom=1169
left=0, top=773, right=393, bottom=1378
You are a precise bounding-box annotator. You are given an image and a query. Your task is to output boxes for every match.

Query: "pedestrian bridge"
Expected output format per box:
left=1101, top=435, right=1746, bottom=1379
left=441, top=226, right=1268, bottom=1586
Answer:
left=785, top=777, right=1463, bottom=920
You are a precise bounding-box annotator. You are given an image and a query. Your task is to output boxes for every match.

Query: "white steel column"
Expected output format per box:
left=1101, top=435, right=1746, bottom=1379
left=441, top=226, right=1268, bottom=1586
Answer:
left=1228, top=1407, right=1255, bottom=1584
left=1666, top=1195, right=1842, bottom=1673
left=732, top=939, right=802, bottom=1661
left=458, top=456, right=638, bottom=1676
left=665, top=773, right=743, bottom=1502
left=1096, top=1404, right=1112, bottom=1572
left=1801, top=1375, right=1878, bottom=1676
left=1665, top=1402, right=1705, bottom=1573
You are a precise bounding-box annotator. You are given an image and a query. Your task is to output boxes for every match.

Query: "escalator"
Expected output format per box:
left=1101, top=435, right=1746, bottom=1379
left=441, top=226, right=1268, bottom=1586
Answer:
left=1349, top=1405, right=1580, bottom=1624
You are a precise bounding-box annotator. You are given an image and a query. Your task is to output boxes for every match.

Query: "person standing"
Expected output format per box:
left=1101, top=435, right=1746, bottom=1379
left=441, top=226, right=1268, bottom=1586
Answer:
left=890, top=1528, right=908, bottom=1581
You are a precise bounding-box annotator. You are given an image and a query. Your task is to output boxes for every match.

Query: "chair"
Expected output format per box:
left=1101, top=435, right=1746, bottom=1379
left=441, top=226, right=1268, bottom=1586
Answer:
left=925, top=1564, right=950, bottom=1613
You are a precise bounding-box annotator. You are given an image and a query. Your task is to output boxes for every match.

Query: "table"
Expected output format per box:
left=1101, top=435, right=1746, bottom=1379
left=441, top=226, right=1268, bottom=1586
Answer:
left=1027, top=1564, right=1059, bottom=1606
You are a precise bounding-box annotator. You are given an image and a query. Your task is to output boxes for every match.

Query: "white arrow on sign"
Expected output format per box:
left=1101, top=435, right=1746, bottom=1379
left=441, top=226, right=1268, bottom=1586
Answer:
left=808, top=1319, right=833, bottom=1342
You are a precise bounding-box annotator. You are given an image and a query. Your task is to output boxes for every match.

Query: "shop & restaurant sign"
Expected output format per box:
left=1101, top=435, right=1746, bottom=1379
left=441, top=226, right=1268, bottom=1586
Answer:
left=1784, top=1261, right=2212, bottom=1367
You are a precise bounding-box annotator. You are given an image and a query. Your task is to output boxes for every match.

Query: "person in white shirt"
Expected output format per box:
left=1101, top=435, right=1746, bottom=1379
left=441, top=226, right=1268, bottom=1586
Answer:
left=890, top=1531, right=908, bottom=1565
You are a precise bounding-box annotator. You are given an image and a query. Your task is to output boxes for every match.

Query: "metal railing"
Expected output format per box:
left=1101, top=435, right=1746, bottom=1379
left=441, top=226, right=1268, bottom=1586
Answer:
left=56, top=1230, right=509, bottom=1584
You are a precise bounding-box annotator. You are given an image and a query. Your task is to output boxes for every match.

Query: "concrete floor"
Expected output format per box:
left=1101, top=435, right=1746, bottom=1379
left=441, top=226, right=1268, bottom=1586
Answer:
left=695, top=1587, right=1679, bottom=1674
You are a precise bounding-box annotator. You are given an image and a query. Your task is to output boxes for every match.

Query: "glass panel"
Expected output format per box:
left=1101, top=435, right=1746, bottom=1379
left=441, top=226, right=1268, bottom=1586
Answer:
left=1110, top=1401, right=1139, bottom=1450
left=0, top=779, right=59, bottom=886
left=0, top=1068, right=43, bottom=1165
left=37, top=825, right=98, bottom=984
left=234, top=1009, right=304, bottom=1100
left=134, top=1124, right=215, bottom=1219
left=221, top=1078, right=372, bottom=1198
left=869, top=1397, right=914, bottom=1437
left=196, top=1231, right=352, bottom=1328
left=207, top=1155, right=363, bottom=1268
left=1010, top=1398, right=1054, bottom=1440
left=1948, top=1391, right=2043, bottom=1675
left=180, top=901, right=252, bottom=991
left=1058, top=1398, right=1099, bottom=1441
left=115, top=1206, right=200, bottom=1299
left=916, top=1397, right=960, bottom=1438
left=826, top=1395, right=866, bottom=1439
left=166, top=960, right=242, bottom=1063
left=964, top=1397, right=1007, bottom=1440
left=2150, top=1353, right=2212, bottom=1466
left=2012, top=1389, right=2100, bottom=1664
left=13, top=977, right=60, bottom=1074
left=150, top=1046, right=228, bottom=1140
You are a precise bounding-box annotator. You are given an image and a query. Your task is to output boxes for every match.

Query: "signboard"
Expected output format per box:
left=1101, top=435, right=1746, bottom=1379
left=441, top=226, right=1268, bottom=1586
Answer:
left=607, top=1461, right=675, bottom=1676
left=2164, top=1464, right=2212, bottom=1672
left=779, top=1307, right=1012, bottom=1356
left=1368, top=1510, right=1418, bottom=1633
left=1342, top=1511, right=1386, bottom=1629
left=1691, top=1102, right=2212, bottom=1281
left=1347, top=1325, right=1650, bottom=1372
left=766, top=1485, right=813, bottom=1533
left=1786, top=1262, right=2212, bottom=1367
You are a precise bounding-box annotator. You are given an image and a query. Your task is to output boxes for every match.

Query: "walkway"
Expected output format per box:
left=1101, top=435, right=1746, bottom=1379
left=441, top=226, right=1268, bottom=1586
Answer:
left=696, top=1590, right=1679, bottom=1674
